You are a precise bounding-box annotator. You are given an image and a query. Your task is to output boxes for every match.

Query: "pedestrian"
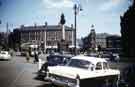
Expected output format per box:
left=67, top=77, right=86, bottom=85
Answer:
left=26, top=52, right=30, bottom=62
left=34, top=51, right=39, bottom=63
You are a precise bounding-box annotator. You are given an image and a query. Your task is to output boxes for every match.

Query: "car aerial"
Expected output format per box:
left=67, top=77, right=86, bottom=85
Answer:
left=37, top=54, right=73, bottom=79
left=0, top=51, right=11, bottom=60
left=45, top=55, right=120, bottom=87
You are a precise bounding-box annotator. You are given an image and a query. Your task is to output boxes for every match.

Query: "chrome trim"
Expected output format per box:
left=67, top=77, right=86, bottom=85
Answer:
left=45, top=75, right=77, bottom=87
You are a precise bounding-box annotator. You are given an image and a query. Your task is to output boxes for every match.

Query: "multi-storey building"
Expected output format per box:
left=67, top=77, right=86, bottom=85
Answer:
left=13, top=23, right=75, bottom=52
left=106, top=35, right=121, bottom=53
left=96, top=33, right=110, bottom=48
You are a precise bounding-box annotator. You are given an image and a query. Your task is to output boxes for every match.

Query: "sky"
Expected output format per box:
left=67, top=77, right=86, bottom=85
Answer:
left=0, top=0, right=132, bottom=38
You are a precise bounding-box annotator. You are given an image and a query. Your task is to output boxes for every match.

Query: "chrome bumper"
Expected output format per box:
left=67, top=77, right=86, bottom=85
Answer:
left=45, top=77, right=76, bottom=87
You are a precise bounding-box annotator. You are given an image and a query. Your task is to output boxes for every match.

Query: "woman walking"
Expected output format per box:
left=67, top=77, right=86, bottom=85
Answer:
left=26, top=52, right=30, bottom=62
left=34, top=51, right=39, bottom=63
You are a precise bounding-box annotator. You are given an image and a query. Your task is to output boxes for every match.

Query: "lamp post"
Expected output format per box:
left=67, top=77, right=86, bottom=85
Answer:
left=73, top=4, right=82, bottom=55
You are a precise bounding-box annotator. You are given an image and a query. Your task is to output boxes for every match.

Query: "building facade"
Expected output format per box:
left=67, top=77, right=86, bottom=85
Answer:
left=13, top=23, right=74, bottom=52
left=106, top=35, right=121, bottom=53
left=96, top=33, right=110, bottom=48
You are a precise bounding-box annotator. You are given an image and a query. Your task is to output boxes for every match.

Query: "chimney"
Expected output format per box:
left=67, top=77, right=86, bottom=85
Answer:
left=45, top=22, right=48, bottom=26
left=34, top=23, right=37, bottom=28
left=71, top=24, right=73, bottom=28
left=20, top=25, right=24, bottom=29
left=58, top=22, right=61, bottom=26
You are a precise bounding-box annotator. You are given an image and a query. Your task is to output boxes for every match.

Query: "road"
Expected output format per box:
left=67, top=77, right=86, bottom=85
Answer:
left=0, top=55, right=50, bottom=87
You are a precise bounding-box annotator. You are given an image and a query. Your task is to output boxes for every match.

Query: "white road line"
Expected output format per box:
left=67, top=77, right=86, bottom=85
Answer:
left=9, top=69, right=25, bottom=87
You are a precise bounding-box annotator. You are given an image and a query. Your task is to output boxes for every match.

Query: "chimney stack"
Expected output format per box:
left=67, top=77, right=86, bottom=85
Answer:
left=71, top=24, right=73, bottom=28
left=45, top=22, right=48, bottom=26
left=34, top=23, right=37, bottom=28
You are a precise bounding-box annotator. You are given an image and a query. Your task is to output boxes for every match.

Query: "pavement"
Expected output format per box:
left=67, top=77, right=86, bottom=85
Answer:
left=0, top=55, right=50, bottom=87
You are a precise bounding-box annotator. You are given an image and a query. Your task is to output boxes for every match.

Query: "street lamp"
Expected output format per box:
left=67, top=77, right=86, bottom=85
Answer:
left=73, top=4, right=82, bottom=55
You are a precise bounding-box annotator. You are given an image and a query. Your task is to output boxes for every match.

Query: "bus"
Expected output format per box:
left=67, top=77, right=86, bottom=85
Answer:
left=20, top=43, right=39, bottom=56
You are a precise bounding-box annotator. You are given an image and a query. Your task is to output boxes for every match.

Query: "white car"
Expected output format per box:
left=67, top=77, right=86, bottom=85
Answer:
left=45, top=55, right=120, bottom=87
left=0, top=51, right=11, bottom=60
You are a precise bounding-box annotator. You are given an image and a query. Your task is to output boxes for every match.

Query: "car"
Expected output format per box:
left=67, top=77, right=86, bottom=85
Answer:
left=37, top=54, right=72, bottom=79
left=0, top=51, right=11, bottom=60
left=45, top=55, right=120, bottom=87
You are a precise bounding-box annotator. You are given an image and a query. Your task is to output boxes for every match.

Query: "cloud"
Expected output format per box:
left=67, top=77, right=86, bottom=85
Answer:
left=42, top=0, right=74, bottom=8
left=99, top=0, right=126, bottom=11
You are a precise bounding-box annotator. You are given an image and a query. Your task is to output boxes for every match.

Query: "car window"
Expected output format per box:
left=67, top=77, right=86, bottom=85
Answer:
left=67, top=59, right=91, bottom=69
left=96, top=62, right=102, bottom=70
left=0, top=52, right=7, bottom=54
left=62, top=57, right=70, bottom=65
left=103, top=62, right=109, bottom=69
left=48, top=56, right=62, bottom=62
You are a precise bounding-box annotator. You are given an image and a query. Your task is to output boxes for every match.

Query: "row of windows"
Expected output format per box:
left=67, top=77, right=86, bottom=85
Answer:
left=21, top=31, right=73, bottom=43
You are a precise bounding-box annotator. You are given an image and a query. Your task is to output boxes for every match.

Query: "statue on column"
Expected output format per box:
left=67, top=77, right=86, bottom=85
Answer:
left=57, top=13, right=69, bottom=54
left=90, top=25, right=96, bottom=53
left=60, top=13, right=66, bottom=40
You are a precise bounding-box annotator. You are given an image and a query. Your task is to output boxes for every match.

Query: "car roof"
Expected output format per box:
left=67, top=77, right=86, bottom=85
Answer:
left=0, top=51, right=8, bottom=53
left=48, top=54, right=72, bottom=58
left=71, top=55, right=107, bottom=65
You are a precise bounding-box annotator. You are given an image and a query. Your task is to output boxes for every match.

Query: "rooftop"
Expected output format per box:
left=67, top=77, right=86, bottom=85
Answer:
left=14, top=25, right=74, bottom=31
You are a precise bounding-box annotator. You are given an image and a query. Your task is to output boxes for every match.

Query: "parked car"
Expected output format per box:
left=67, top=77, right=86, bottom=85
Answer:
left=45, top=55, right=120, bottom=87
left=37, top=54, right=72, bottom=79
left=0, top=51, right=11, bottom=60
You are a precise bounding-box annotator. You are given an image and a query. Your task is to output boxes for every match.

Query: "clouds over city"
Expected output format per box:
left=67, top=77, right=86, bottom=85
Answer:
left=0, top=0, right=131, bottom=36
left=42, top=0, right=74, bottom=8
left=99, top=0, right=127, bottom=11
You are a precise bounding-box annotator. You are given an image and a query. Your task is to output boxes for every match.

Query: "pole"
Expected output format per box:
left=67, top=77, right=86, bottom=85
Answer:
left=74, top=4, right=77, bottom=55
left=6, top=22, right=9, bottom=49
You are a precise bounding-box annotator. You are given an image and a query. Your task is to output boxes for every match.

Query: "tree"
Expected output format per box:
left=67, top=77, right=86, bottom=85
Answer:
left=121, top=0, right=135, bottom=58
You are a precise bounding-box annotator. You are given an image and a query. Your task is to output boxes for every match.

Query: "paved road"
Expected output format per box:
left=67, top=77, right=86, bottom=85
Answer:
left=0, top=56, right=50, bottom=87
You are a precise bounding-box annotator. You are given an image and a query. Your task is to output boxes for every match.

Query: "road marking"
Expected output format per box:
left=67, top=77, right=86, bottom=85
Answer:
left=9, top=69, right=25, bottom=87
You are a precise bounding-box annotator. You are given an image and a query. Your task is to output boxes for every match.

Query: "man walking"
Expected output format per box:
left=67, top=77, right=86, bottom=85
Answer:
left=34, top=51, right=39, bottom=63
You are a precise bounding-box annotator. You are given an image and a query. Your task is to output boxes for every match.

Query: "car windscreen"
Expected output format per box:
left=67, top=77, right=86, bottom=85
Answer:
left=67, top=59, right=91, bottom=69
left=47, top=56, right=63, bottom=64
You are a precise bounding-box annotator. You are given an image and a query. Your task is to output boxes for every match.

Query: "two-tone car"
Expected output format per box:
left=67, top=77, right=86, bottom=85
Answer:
left=37, top=54, right=72, bottom=79
left=45, top=55, right=120, bottom=87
